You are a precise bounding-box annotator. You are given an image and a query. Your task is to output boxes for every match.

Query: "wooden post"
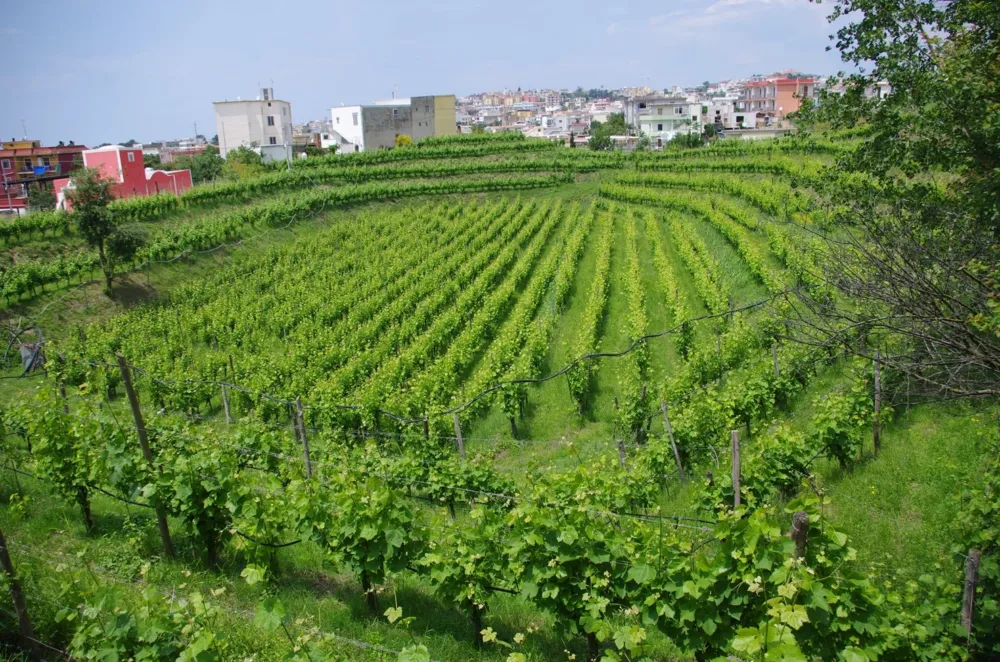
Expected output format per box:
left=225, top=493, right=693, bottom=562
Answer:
left=873, top=349, right=882, bottom=456
left=772, top=341, right=780, bottom=379
left=221, top=379, right=232, bottom=425
left=296, top=397, right=312, bottom=479
left=452, top=414, right=466, bottom=461
left=423, top=418, right=430, bottom=441
left=116, top=354, right=174, bottom=558
left=660, top=400, right=685, bottom=486
left=59, top=382, right=69, bottom=414
left=731, top=429, right=741, bottom=508
left=962, top=549, right=981, bottom=634
left=0, top=526, right=37, bottom=660
left=616, top=438, right=627, bottom=469
left=789, top=511, right=809, bottom=559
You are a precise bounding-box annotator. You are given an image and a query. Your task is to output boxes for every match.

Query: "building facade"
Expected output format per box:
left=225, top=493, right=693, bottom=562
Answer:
left=52, top=145, right=192, bottom=210
left=624, top=96, right=703, bottom=141
left=1, top=140, right=88, bottom=214
left=213, top=88, right=293, bottom=158
left=737, top=77, right=815, bottom=118
left=330, top=95, right=456, bottom=152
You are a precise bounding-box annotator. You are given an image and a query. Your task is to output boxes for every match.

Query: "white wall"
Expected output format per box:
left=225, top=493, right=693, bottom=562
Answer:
left=331, top=106, right=364, bottom=151
left=214, top=99, right=293, bottom=158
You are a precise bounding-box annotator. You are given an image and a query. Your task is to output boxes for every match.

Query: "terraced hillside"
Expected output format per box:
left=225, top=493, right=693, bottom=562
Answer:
left=0, top=133, right=995, bottom=662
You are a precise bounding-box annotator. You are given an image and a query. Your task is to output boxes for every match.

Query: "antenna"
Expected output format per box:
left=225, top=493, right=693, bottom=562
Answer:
left=20, top=119, right=27, bottom=139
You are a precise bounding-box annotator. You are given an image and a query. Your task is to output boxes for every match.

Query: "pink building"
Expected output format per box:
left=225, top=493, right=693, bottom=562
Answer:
left=53, top=145, right=193, bottom=210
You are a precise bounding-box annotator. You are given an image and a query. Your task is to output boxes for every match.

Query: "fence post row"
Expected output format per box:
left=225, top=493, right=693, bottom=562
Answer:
left=962, top=548, right=982, bottom=634
left=296, top=396, right=312, bottom=479
left=660, top=400, right=685, bottom=486
left=452, top=414, right=466, bottom=461
left=116, top=354, right=175, bottom=558
left=731, top=429, right=741, bottom=508
left=873, top=349, right=882, bottom=456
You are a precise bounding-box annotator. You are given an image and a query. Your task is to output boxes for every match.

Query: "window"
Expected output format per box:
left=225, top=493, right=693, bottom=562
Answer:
left=269, top=136, right=277, bottom=145
left=1, top=159, right=10, bottom=170
left=674, top=107, right=684, bottom=115
left=352, top=112, right=358, bottom=126
left=657, top=107, right=663, bottom=115
left=267, top=116, right=275, bottom=126
left=392, top=108, right=398, bottom=117
left=268, top=102, right=272, bottom=107
left=336, top=117, right=340, bottom=124
left=638, top=102, right=646, bottom=109
left=127, top=152, right=135, bottom=163
left=42, top=157, right=51, bottom=167
left=657, top=123, right=663, bottom=131
left=22, top=159, right=32, bottom=171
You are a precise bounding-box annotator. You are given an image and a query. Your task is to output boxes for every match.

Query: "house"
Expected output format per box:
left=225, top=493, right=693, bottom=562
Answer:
left=736, top=77, right=816, bottom=119
left=1, top=139, right=88, bottom=214
left=52, top=145, right=192, bottom=211
left=330, top=95, right=456, bottom=152
left=624, top=96, right=703, bottom=141
left=702, top=97, right=756, bottom=130
left=213, top=88, right=293, bottom=158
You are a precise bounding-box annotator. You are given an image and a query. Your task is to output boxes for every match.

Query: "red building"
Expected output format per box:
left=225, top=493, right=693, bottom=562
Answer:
left=737, top=77, right=816, bottom=118
left=53, top=145, right=193, bottom=211
left=1, top=139, right=88, bottom=214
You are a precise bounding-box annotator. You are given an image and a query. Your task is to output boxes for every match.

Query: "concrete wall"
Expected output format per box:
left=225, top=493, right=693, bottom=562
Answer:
left=214, top=100, right=293, bottom=158
left=411, top=96, right=435, bottom=142
left=433, top=94, right=456, bottom=136
left=361, top=105, right=411, bottom=150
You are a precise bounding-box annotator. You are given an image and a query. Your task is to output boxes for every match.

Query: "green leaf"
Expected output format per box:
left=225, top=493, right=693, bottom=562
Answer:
left=385, top=606, right=403, bottom=623
left=397, top=644, right=430, bottom=662
left=240, top=564, right=266, bottom=586
left=628, top=564, right=656, bottom=585
left=841, top=647, right=869, bottom=662
left=254, top=597, right=286, bottom=632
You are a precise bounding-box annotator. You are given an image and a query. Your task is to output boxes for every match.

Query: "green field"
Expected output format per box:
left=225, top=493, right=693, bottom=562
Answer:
left=0, top=133, right=995, bottom=661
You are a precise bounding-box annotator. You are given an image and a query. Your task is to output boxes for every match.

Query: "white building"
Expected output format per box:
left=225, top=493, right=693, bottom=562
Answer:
left=624, top=96, right=703, bottom=142
left=213, top=88, right=293, bottom=159
left=703, top=97, right=756, bottom=130
left=330, top=95, right=456, bottom=152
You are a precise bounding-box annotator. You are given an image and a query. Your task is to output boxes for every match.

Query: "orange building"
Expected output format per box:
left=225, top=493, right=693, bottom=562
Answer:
left=737, top=77, right=816, bottom=119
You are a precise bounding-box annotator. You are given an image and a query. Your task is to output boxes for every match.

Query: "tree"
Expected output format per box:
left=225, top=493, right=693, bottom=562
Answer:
left=143, top=153, right=162, bottom=169
left=635, top=134, right=651, bottom=152
left=791, top=0, right=1000, bottom=402
left=27, top=185, right=56, bottom=211
left=67, top=168, right=144, bottom=295
left=395, top=134, right=414, bottom=148
left=172, top=144, right=224, bottom=184
left=471, top=124, right=486, bottom=134
left=569, top=131, right=576, bottom=148
left=303, top=145, right=326, bottom=158
left=223, top=146, right=266, bottom=180
left=327, top=144, right=339, bottom=155
left=589, top=113, right=627, bottom=151
left=119, top=139, right=137, bottom=148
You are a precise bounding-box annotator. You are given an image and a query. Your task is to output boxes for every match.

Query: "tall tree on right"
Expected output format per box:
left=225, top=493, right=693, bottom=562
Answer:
left=795, top=0, right=1000, bottom=401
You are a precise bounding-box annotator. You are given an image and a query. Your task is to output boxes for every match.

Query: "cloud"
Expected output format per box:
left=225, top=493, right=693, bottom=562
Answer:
left=649, top=0, right=824, bottom=41
left=0, top=28, right=21, bottom=35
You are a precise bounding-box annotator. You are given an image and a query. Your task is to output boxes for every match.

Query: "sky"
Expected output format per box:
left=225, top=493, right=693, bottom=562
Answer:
left=1, top=0, right=848, bottom=147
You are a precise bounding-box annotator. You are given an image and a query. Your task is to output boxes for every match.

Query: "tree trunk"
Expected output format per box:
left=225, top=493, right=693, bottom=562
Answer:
left=587, top=632, right=599, bottom=661
left=203, top=529, right=219, bottom=570
left=361, top=570, right=378, bottom=616
left=77, top=486, right=94, bottom=533
left=471, top=604, right=484, bottom=648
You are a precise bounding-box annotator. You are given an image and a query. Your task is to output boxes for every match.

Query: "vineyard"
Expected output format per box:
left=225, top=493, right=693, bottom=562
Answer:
left=0, top=132, right=996, bottom=662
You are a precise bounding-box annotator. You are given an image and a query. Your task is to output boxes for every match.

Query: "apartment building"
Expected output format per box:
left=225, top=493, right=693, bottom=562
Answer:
left=737, top=77, right=816, bottom=118
left=213, top=88, right=293, bottom=158
left=624, top=96, right=702, bottom=140
left=330, top=95, right=456, bottom=152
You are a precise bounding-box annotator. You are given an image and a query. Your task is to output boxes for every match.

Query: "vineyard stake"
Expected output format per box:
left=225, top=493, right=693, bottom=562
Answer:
left=962, top=548, right=981, bottom=636
left=452, top=414, right=466, bottom=461
left=221, top=377, right=232, bottom=425
left=789, top=511, right=809, bottom=559
left=772, top=341, right=780, bottom=379
left=296, top=397, right=312, bottom=479
left=616, top=437, right=627, bottom=469
left=116, top=354, right=174, bottom=558
left=423, top=418, right=430, bottom=441
left=660, top=400, right=685, bottom=486
left=873, top=349, right=882, bottom=456
left=731, top=429, right=741, bottom=508
left=59, top=381, right=69, bottom=414
left=0, top=525, right=36, bottom=660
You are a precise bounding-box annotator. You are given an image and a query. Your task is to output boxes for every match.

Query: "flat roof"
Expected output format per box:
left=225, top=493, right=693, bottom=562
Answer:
left=213, top=99, right=290, bottom=105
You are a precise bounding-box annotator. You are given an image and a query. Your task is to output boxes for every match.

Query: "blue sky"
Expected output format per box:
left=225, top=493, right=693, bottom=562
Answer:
left=1, top=0, right=846, bottom=146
